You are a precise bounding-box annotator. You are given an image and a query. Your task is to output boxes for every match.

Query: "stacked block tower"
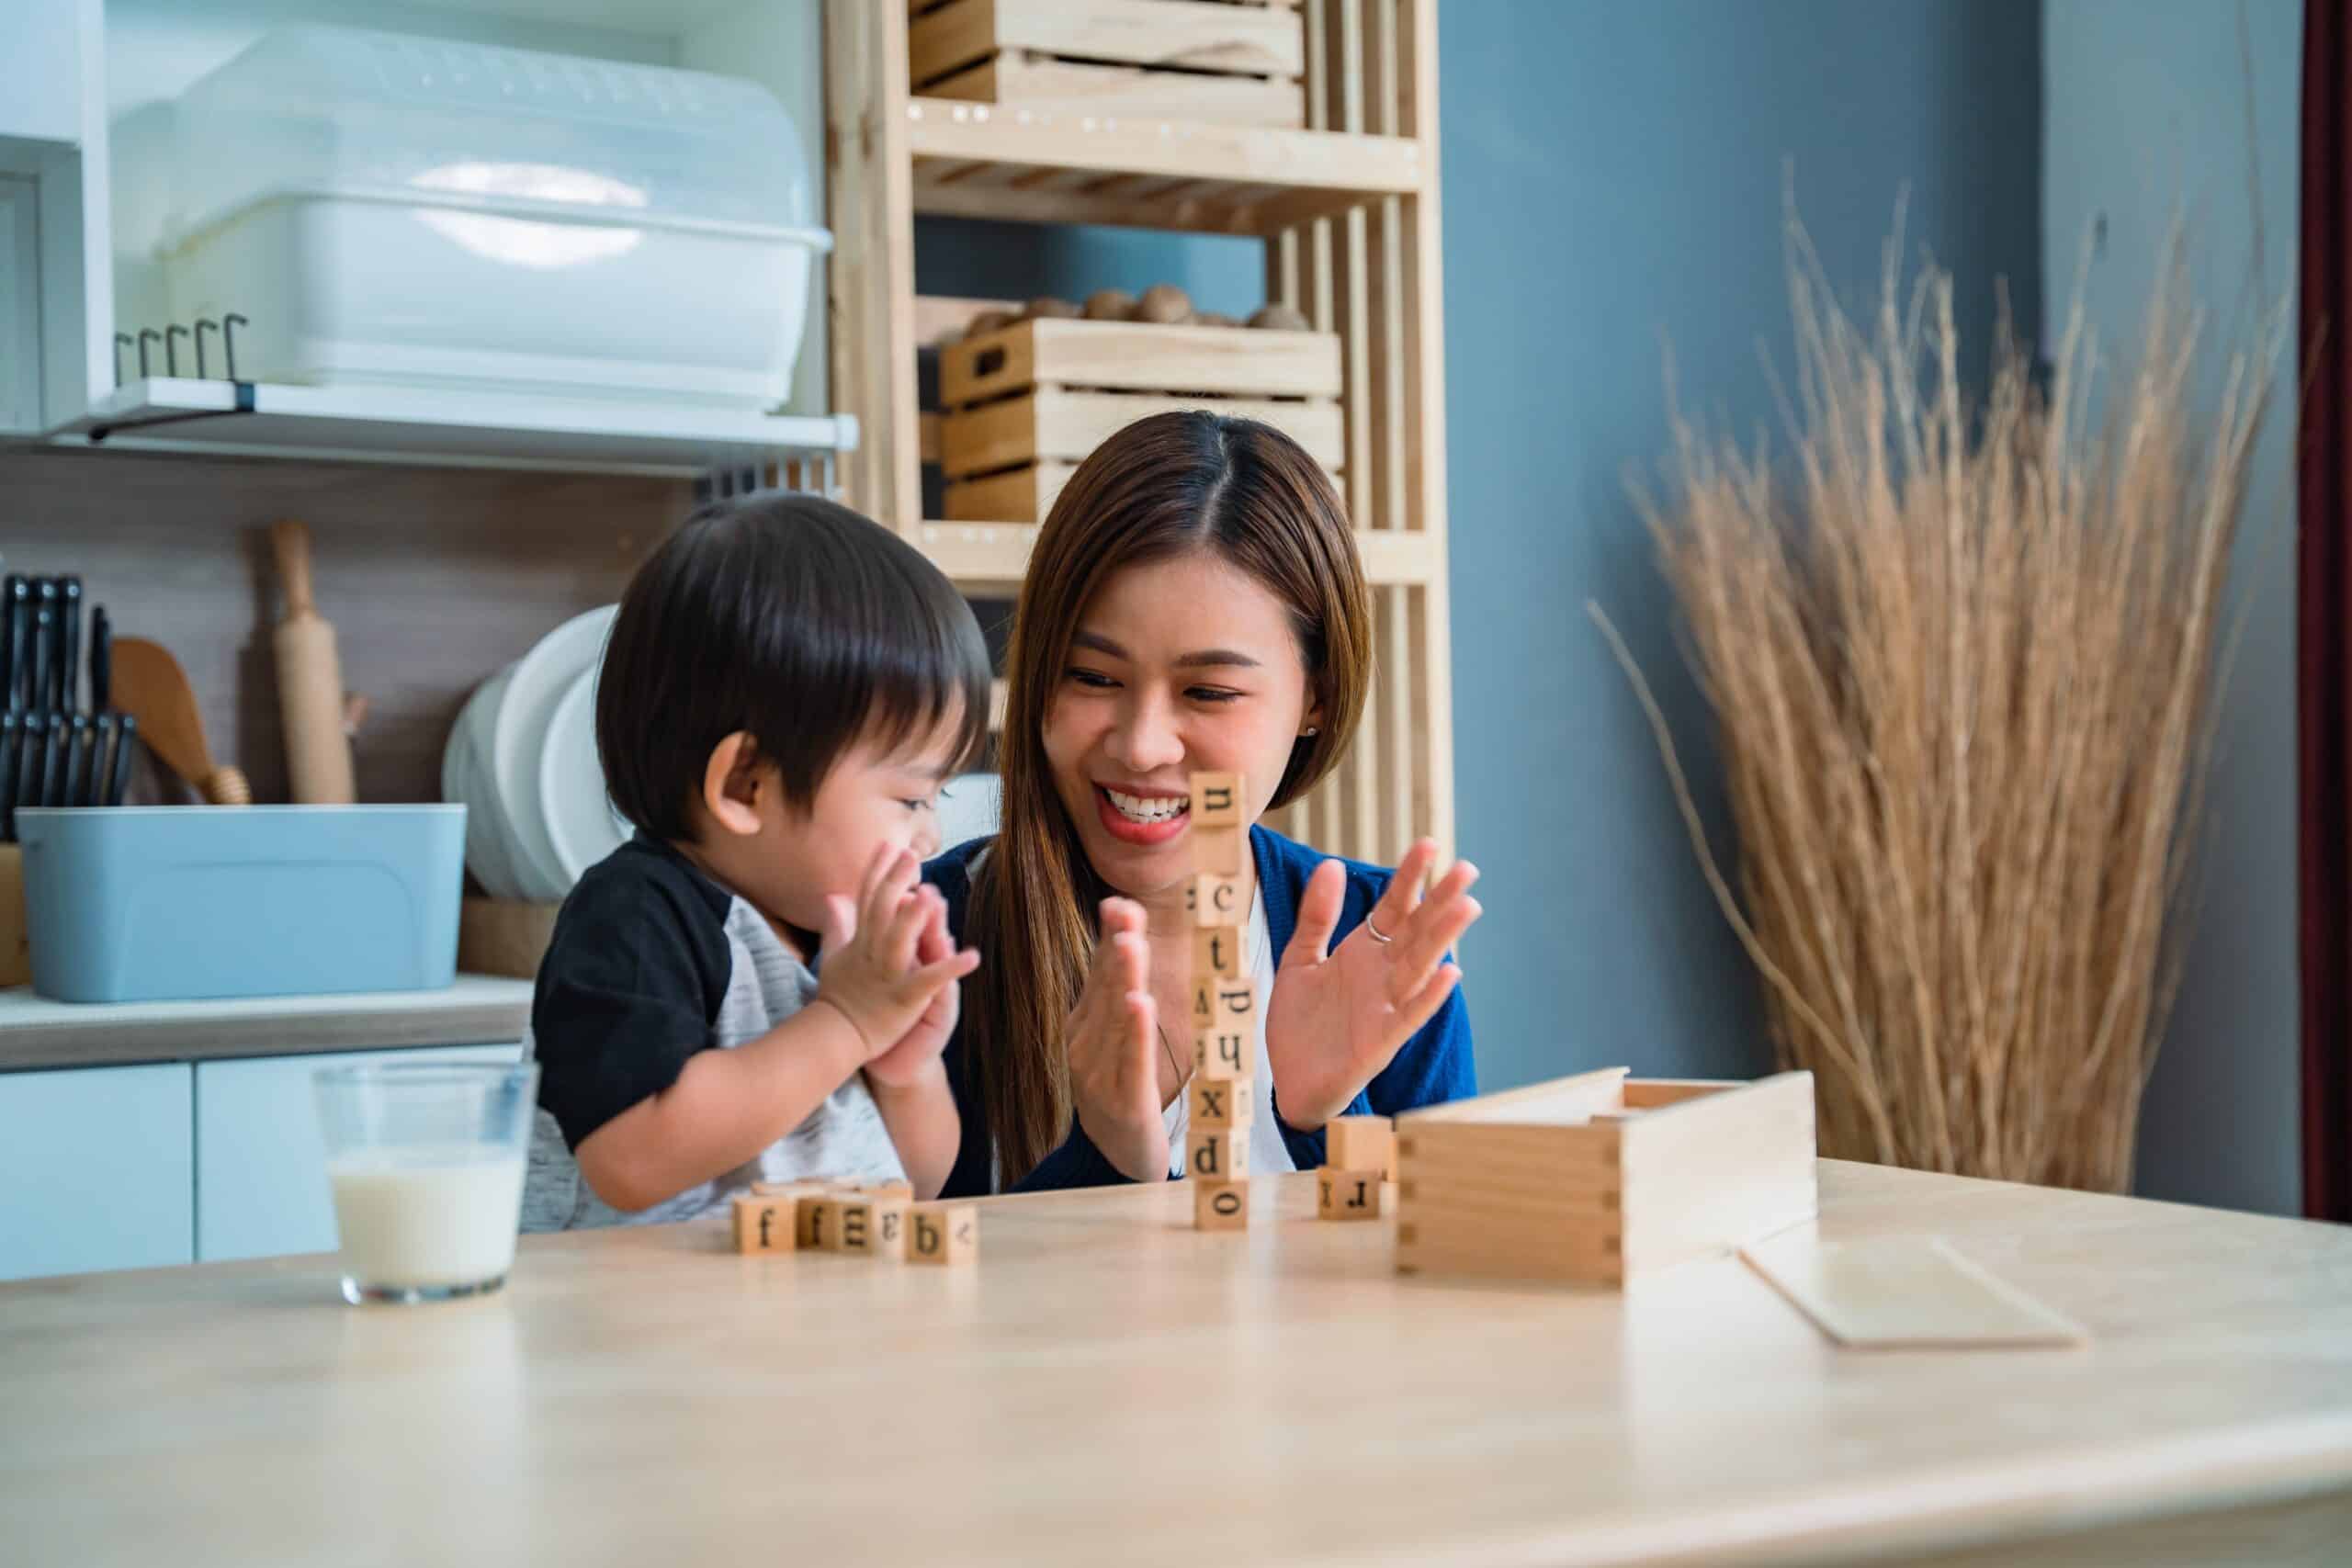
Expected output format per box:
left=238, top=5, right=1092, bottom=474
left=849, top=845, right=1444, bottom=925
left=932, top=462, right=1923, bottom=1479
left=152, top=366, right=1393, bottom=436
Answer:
left=1187, top=771, right=1253, bottom=1229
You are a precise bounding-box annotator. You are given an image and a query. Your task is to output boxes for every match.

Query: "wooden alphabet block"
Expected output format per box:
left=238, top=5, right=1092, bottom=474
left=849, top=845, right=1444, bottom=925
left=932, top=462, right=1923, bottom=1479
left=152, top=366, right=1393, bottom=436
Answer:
left=1189, top=976, right=1216, bottom=1032
left=1192, top=923, right=1245, bottom=979
left=1325, top=1114, right=1395, bottom=1180
left=861, top=1179, right=915, bottom=1200
left=1189, top=771, right=1243, bottom=827
left=751, top=1179, right=829, bottom=1199
left=906, top=1203, right=980, bottom=1264
left=797, top=1192, right=842, bottom=1251
left=1188, top=1076, right=1252, bottom=1130
left=1193, top=1179, right=1249, bottom=1230
left=1189, top=824, right=1246, bottom=876
left=838, top=1195, right=912, bottom=1258
left=1317, top=1169, right=1385, bottom=1221
left=1185, top=872, right=1246, bottom=927
left=1212, top=976, right=1257, bottom=1034
left=1185, top=1128, right=1250, bottom=1181
left=1193, top=1026, right=1250, bottom=1079
left=732, top=1193, right=797, bottom=1253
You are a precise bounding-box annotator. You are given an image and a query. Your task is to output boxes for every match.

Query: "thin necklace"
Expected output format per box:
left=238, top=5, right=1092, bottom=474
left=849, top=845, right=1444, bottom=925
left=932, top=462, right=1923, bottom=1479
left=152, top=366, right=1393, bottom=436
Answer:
left=1154, top=1021, right=1187, bottom=1087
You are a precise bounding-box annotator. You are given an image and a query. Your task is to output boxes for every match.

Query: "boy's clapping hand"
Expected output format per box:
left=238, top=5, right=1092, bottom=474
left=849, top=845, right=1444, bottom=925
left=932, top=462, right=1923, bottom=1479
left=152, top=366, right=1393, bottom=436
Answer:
left=863, top=897, right=967, bottom=1087
left=815, top=845, right=979, bottom=1064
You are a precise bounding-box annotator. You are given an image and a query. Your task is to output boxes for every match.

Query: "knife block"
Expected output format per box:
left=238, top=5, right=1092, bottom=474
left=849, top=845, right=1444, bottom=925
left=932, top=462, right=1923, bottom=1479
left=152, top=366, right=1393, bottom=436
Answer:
left=458, top=897, right=562, bottom=981
left=0, top=845, right=28, bottom=987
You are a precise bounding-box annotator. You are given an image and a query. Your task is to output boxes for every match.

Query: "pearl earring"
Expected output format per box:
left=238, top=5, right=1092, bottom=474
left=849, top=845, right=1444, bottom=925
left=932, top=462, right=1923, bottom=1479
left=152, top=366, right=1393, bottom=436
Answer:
left=1302, top=727, right=1318, bottom=737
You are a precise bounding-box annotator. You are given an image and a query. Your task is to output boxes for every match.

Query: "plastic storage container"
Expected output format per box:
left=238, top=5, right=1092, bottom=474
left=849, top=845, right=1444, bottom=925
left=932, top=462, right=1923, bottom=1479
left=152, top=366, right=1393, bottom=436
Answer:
left=15, top=806, right=466, bottom=1004
left=157, top=27, right=829, bottom=406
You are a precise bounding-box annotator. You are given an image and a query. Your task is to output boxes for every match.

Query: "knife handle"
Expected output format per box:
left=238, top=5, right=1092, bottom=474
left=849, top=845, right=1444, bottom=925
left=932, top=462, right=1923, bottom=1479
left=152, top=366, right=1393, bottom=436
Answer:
left=90, top=606, right=110, bottom=713
left=58, top=578, right=81, bottom=714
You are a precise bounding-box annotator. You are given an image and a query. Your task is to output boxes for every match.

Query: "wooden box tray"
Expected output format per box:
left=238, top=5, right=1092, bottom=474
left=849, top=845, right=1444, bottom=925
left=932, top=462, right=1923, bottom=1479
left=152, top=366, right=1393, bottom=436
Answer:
left=1394, top=1067, right=1819, bottom=1288
left=910, top=0, right=1306, bottom=130
left=937, top=315, right=1342, bottom=522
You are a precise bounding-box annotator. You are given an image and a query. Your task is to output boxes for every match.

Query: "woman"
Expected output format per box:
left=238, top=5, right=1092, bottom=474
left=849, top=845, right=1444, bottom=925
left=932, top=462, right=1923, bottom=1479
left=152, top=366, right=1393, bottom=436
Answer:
left=932, top=412, right=1482, bottom=1194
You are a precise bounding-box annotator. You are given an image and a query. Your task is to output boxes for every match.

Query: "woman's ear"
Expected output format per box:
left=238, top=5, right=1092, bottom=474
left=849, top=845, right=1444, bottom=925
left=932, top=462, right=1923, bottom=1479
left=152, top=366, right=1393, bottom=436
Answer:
left=1301, top=695, right=1328, bottom=740
left=701, top=731, right=767, bottom=838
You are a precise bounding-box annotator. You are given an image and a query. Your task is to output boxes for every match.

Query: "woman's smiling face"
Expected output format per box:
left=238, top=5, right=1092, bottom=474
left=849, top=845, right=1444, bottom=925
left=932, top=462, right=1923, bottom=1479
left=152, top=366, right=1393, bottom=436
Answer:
left=1042, top=550, right=1321, bottom=900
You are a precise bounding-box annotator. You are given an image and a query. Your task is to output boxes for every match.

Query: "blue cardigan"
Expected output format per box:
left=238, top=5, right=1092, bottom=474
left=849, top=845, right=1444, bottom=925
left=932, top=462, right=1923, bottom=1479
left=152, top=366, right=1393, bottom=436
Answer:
left=926, top=823, right=1476, bottom=1196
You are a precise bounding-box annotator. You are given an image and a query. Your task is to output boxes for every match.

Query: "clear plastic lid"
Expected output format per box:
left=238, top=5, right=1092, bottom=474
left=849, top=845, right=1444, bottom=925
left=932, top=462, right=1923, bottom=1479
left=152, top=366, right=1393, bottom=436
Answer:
left=165, top=25, right=819, bottom=244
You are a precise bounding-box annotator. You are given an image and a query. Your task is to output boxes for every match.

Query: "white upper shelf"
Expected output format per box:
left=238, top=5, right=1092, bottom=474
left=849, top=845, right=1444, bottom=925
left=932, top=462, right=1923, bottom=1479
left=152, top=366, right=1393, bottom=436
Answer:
left=43, top=379, right=859, bottom=478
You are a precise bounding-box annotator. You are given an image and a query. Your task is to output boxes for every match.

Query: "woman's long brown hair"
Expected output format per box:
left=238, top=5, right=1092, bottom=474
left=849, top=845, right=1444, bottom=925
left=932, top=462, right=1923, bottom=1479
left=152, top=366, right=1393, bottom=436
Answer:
left=966, top=411, right=1373, bottom=1185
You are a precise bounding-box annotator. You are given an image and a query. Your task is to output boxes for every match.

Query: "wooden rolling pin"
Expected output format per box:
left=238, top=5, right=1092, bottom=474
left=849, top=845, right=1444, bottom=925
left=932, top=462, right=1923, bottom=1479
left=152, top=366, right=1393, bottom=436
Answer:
left=108, top=638, right=251, bottom=806
left=272, top=520, right=356, bottom=804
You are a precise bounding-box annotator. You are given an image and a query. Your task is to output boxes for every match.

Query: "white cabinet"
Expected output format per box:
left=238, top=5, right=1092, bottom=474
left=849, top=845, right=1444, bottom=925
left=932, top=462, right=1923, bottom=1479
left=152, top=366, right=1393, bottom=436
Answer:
left=0, top=0, right=85, bottom=146
left=0, top=1063, right=192, bottom=1280
left=194, top=1042, right=523, bottom=1263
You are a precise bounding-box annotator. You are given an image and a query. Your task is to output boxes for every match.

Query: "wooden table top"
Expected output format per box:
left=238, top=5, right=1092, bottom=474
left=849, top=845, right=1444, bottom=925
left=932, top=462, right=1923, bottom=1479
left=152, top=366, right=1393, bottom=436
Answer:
left=4, top=1162, right=2348, bottom=1567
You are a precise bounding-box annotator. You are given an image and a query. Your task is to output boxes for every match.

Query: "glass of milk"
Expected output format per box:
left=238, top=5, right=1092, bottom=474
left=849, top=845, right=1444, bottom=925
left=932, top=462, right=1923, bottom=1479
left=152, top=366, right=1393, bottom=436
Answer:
left=312, top=1062, right=538, bottom=1305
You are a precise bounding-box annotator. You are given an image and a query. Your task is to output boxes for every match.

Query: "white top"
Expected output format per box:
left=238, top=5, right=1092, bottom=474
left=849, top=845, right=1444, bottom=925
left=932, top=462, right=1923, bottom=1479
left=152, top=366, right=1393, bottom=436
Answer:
left=1164, top=889, right=1296, bottom=1179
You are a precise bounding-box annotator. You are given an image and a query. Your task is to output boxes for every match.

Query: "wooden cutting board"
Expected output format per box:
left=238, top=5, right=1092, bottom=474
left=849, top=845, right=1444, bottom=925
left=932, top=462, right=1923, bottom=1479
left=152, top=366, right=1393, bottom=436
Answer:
left=1742, top=1231, right=2089, bottom=1349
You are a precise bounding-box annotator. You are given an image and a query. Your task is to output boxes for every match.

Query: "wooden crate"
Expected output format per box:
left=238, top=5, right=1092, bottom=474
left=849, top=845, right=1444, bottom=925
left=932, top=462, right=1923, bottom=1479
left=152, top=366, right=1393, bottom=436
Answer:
left=1394, top=1068, right=1819, bottom=1288
left=910, top=0, right=1306, bottom=130
left=938, top=315, right=1342, bottom=522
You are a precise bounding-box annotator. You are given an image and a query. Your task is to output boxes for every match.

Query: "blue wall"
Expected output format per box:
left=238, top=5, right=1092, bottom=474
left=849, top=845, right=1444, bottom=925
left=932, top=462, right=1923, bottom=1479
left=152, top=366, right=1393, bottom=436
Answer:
left=2043, top=0, right=2302, bottom=1215
left=922, top=1, right=2046, bottom=1091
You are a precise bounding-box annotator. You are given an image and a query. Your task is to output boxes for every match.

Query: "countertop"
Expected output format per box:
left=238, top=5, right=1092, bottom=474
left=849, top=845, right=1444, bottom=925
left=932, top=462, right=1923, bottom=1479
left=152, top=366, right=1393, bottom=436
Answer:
left=4, top=1163, right=2348, bottom=1566
left=0, top=975, right=534, bottom=1070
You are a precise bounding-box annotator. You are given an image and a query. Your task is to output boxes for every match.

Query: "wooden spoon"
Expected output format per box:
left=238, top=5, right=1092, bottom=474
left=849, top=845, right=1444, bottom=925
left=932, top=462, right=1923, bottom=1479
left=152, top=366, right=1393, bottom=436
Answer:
left=107, top=637, right=251, bottom=806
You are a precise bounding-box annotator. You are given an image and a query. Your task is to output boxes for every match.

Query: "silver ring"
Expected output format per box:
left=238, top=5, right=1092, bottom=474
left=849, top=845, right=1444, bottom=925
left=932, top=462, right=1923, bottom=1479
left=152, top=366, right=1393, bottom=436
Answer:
left=1364, top=915, right=1395, bottom=945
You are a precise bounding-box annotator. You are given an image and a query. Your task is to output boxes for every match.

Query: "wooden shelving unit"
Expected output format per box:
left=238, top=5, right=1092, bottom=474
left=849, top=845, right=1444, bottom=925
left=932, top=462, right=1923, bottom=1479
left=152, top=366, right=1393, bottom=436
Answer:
left=826, top=0, right=1453, bottom=863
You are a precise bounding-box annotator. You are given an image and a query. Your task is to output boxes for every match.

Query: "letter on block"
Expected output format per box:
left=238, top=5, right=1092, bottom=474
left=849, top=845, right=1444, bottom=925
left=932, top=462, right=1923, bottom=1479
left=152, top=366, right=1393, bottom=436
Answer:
left=1324, top=1115, right=1395, bottom=1180
left=1189, top=772, right=1243, bottom=827
left=1187, top=1129, right=1249, bottom=1180
left=838, top=1196, right=910, bottom=1258
left=1193, top=1027, right=1250, bottom=1079
left=1194, top=1179, right=1249, bottom=1230
left=862, top=1179, right=915, bottom=1200
left=1190, top=825, right=1246, bottom=876
left=797, top=1192, right=840, bottom=1251
left=733, top=1193, right=796, bottom=1254
left=1188, top=1077, right=1251, bottom=1130
left=1190, top=976, right=1216, bottom=1031
left=1317, top=1170, right=1384, bottom=1221
left=906, top=1203, right=979, bottom=1264
left=1186, top=873, right=1245, bottom=926
left=1193, top=924, right=1244, bottom=979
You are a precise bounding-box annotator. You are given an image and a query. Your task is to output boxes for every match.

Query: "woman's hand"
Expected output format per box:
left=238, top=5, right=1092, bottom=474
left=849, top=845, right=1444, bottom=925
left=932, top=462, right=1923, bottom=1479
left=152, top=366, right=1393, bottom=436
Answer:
left=1265, top=840, right=1481, bottom=1126
left=1061, top=897, right=1170, bottom=1181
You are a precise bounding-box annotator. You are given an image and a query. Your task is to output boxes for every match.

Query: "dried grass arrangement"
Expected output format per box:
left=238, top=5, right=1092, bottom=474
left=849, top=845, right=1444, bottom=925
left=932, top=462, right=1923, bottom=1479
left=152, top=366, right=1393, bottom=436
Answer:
left=1597, top=214, right=2285, bottom=1191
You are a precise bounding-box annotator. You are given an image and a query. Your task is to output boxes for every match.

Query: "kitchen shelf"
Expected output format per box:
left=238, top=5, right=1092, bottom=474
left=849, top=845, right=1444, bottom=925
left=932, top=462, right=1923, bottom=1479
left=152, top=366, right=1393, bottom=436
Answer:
left=922, top=520, right=1439, bottom=592
left=43, top=380, right=858, bottom=479
left=906, top=97, right=1423, bottom=234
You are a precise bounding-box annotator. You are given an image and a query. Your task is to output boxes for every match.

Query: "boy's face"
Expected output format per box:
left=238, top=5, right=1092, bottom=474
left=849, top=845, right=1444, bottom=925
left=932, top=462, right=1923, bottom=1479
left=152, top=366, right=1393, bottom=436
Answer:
left=744, top=715, right=964, bottom=934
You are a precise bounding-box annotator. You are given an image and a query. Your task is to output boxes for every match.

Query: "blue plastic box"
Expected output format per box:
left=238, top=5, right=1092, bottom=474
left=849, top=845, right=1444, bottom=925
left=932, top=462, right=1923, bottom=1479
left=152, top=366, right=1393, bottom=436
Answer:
left=15, top=806, right=466, bottom=1003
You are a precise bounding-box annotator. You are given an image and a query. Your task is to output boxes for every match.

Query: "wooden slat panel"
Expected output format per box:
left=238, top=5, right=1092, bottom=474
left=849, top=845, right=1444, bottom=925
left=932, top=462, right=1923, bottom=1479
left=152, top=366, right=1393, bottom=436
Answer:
left=925, top=53, right=1306, bottom=130
left=942, top=388, right=1346, bottom=478
left=942, top=460, right=1080, bottom=523
left=1324, top=0, right=1372, bottom=536
left=827, top=0, right=922, bottom=530
left=939, top=318, right=1342, bottom=405
left=902, top=98, right=1423, bottom=193
left=1376, top=584, right=1407, bottom=861
left=1618, top=1074, right=1818, bottom=1276
left=1397, top=0, right=1451, bottom=857
left=965, top=0, right=1306, bottom=76
left=908, top=0, right=1000, bottom=85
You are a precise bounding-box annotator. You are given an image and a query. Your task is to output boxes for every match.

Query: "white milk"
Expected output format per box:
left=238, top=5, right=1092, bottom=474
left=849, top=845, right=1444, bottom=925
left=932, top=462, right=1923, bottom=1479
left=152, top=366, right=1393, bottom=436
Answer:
left=327, top=1145, right=527, bottom=1290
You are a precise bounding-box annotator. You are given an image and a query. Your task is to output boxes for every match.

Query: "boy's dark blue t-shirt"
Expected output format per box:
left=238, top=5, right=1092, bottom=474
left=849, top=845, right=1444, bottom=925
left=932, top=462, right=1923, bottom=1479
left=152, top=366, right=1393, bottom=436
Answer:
left=924, top=823, right=1476, bottom=1196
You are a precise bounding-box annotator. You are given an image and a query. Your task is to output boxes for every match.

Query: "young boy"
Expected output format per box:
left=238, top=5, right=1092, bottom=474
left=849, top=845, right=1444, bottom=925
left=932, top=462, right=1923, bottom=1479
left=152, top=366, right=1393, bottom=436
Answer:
left=519, top=491, right=992, bottom=1230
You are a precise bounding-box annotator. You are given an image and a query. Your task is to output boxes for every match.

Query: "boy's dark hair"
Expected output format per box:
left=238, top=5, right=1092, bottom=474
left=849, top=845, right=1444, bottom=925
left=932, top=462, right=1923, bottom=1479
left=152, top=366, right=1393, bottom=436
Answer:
left=596, top=492, right=992, bottom=841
